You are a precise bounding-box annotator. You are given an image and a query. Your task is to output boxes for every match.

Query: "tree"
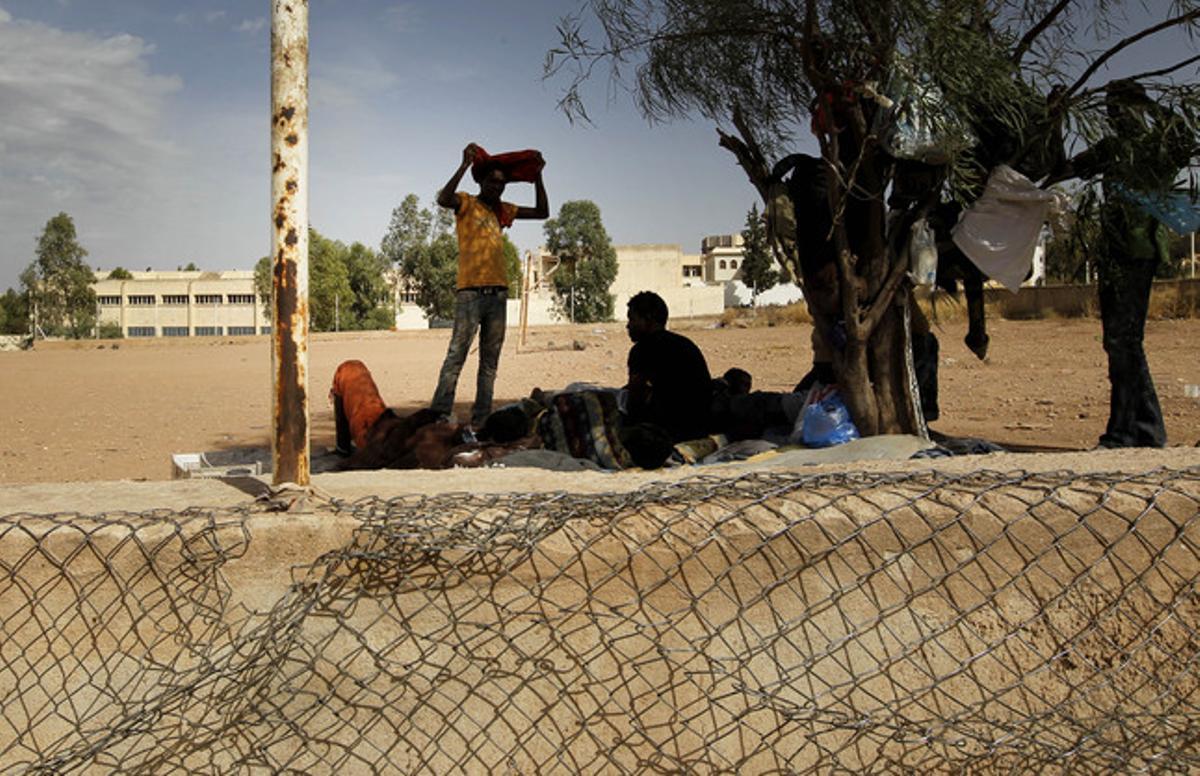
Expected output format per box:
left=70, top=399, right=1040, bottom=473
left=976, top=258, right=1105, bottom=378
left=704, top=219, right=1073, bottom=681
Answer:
left=254, top=255, right=271, bottom=303
left=502, top=235, right=524, bottom=298
left=543, top=200, right=618, bottom=323
left=107, top=267, right=134, bottom=280
left=23, top=212, right=96, bottom=338
left=342, top=241, right=392, bottom=329
left=310, top=230, right=353, bottom=332
left=0, top=288, right=29, bottom=335
left=254, top=230, right=393, bottom=331
left=381, top=194, right=458, bottom=319
left=739, top=203, right=779, bottom=302
left=548, top=1, right=1200, bottom=435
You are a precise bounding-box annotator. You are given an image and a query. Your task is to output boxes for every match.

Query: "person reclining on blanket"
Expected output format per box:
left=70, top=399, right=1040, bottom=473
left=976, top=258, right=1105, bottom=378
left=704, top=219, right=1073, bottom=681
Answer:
left=330, top=360, right=535, bottom=470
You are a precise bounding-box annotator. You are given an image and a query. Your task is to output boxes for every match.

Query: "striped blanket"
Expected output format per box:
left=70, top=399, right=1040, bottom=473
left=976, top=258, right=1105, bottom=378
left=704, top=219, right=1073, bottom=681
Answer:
left=536, top=390, right=634, bottom=471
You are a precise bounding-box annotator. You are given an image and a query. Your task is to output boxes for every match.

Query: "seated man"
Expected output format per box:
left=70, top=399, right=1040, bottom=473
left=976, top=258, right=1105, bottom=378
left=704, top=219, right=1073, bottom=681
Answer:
left=623, top=291, right=713, bottom=444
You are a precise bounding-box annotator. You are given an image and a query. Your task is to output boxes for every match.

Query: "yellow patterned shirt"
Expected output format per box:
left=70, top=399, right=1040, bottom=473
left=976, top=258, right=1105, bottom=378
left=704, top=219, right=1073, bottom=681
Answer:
left=455, top=192, right=518, bottom=289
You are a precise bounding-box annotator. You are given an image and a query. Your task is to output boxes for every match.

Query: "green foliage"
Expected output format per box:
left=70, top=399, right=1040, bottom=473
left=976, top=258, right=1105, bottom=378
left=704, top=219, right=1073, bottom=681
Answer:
left=739, top=203, right=779, bottom=298
left=502, top=235, right=524, bottom=298
left=177, top=262, right=199, bottom=272
left=543, top=200, right=618, bottom=323
left=1164, top=230, right=1199, bottom=279
left=0, top=288, right=29, bottom=335
left=23, top=212, right=96, bottom=338
left=98, top=321, right=123, bottom=339
left=310, top=230, right=353, bottom=332
left=1045, top=188, right=1100, bottom=284
left=381, top=194, right=459, bottom=320
left=341, top=241, right=392, bottom=329
left=381, top=194, right=529, bottom=318
left=549, top=0, right=1200, bottom=435
left=254, top=256, right=271, bottom=305
left=254, top=232, right=393, bottom=332
left=107, top=267, right=133, bottom=280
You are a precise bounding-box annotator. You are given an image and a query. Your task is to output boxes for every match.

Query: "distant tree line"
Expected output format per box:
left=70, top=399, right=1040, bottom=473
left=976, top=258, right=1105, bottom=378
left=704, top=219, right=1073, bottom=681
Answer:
left=255, top=229, right=394, bottom=332
left=3, top=194, right=625, bottom=338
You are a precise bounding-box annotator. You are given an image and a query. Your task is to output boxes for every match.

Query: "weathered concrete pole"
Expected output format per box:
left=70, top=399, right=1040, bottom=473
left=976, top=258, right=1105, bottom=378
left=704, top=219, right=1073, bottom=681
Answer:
left=270, top=0, right=310, bottom=486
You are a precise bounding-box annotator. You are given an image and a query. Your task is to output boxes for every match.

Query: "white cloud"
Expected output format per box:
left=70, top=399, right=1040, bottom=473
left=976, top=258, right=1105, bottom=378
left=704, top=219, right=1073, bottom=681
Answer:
left=0, top=8, right=11, bottom=24
left=0, top=13, right=181, bottom=283
left=204, top=10, right=227, bottom=24
left=235, top=17, right=265, bottom=34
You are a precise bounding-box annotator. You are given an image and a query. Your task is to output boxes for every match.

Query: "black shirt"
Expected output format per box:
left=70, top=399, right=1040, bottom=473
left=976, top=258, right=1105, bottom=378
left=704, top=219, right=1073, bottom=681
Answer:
left=626, top=329, right=712, bottom=442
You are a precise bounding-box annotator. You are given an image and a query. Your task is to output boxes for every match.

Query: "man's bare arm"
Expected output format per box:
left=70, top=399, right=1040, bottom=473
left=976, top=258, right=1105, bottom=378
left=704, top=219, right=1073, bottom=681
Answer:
left=437, top=144, right=477, bottom=211
left=514, top=169, right=549, bottom=220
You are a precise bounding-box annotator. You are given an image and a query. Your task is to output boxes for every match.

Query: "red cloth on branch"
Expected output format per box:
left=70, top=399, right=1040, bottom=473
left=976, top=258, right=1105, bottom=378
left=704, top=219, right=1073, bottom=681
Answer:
left=470, top=145, right=545, bottom=184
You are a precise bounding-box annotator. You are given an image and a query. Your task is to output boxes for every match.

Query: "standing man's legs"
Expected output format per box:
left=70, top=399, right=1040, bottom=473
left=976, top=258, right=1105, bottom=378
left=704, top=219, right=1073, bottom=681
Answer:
left=472, top=290, right=507, bottom=426
left=431, top=290, right=482, bottom=421
left=1098, top=258, right=1165, bottom=448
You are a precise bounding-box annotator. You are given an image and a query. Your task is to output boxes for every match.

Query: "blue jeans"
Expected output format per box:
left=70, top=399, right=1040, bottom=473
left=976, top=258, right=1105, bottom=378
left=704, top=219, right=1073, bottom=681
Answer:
left=1098, top=258, right=1165, bottom=447
left=431, top=288, right=507, bottom=426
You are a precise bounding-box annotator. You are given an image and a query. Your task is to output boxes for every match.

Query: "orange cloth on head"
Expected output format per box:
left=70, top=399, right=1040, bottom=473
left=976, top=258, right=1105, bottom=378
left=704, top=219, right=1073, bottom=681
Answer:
left=455, top=192, right=518, bottom=288
left=470, top=146, right=545, bottom=185
left=330, top=359, right=388, bottom=450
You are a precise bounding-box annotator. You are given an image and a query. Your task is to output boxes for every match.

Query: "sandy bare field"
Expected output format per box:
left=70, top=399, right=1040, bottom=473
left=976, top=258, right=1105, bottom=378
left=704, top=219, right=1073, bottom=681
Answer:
left=0, top=317, right=1197, bottom=484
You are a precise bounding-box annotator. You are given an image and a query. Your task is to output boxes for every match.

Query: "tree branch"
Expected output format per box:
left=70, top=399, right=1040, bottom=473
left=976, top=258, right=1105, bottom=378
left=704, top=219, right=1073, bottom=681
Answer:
left=716, top=107, right=772, bottom=201
left=1011, top=0, right=1073, bottom=66
left=1058, top=9, right=1200, bottom=103
left=1072, top=53, right=1200, bottom=102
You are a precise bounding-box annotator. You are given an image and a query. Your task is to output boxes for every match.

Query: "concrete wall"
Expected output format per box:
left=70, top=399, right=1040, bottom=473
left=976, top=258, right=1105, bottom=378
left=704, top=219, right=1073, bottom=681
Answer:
left=610, top=244, right=689, bottom=299
left=987, top=278, right=1200, bottom=319
left=724, top=280, right=806, bottom=308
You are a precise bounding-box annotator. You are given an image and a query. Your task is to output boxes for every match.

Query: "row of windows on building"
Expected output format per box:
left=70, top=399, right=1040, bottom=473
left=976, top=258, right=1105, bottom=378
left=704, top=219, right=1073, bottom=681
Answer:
left=97, top=294, right=258, bottom=306
left=125, top=326, right=269, bottom=338
left=681, top=260, right=738, bottom=278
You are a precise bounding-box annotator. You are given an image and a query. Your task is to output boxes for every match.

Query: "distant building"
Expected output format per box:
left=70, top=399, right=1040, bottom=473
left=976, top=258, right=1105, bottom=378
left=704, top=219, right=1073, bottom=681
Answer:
left=533, top=243, right=725, bottom=321
left=95, top=229, right=807, bottom=339
left=699, top=234, right=806, bottom=308
left=92, top=270, right=269, bottom=338
left=701, top=234, right=745, bottom=284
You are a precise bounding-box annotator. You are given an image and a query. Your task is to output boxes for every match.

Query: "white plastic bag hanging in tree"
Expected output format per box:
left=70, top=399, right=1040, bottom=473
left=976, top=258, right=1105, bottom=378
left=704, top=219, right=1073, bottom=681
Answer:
left=907, top=218, right=938, bottom=286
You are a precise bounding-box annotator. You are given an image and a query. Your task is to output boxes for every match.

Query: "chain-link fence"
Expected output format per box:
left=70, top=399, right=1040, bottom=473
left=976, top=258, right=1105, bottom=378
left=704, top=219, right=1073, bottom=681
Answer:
left=1, top=467, right=1198, bottom=774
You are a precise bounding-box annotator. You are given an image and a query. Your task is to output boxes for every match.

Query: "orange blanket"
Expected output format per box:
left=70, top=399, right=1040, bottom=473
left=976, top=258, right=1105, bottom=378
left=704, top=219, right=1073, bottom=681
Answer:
left=330, top=359, right=388, bottom=451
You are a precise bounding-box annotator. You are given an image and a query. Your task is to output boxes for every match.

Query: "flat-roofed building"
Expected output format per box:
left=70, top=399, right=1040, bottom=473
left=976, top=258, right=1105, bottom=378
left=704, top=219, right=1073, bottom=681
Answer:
left=92, top=270, right=269, bottom=338
left=534, top=243, right=725, bottom=321
left=700, top=233, right=806, bottom=308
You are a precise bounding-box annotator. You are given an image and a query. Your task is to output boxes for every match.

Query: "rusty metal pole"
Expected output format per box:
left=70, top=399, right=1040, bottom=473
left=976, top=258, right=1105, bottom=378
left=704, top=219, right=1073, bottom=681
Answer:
left=270, top=0, right=310, bottom=486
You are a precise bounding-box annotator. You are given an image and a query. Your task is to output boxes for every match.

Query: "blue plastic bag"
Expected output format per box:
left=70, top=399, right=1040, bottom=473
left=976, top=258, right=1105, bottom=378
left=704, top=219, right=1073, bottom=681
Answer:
left=802, top=392, right=860, bottom=448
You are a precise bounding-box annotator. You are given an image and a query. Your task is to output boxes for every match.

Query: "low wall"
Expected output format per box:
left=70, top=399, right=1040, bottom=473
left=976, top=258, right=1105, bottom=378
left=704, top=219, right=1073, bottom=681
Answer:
left=986, top=278, right=1200, bottom=319
left=1, top=467, right=1198, bottom=773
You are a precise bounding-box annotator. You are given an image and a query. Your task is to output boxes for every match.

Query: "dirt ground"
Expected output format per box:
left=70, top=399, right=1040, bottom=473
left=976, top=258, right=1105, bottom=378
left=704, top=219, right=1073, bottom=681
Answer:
left=0, top=316, right=1197, bottom=484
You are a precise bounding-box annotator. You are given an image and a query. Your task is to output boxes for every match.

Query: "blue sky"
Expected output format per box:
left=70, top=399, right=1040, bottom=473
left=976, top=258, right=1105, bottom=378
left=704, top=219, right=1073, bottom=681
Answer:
left=0, top=0, right=766, bottom=290
left=0, top=2, right=1194, bottom=291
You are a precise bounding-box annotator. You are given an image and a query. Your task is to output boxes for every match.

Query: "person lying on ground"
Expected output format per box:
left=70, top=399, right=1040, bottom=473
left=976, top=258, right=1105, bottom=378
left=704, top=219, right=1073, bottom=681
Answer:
left=332, top=358, right=538, bottom=470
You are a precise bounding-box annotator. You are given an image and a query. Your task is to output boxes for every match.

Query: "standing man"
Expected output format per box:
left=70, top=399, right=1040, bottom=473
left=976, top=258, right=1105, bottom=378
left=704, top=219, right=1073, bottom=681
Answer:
left=1070, top=81, right=1192, bottom=448
left=623, top=291, right=713, bottom=443
left=432, top=143, right=548, bottom=428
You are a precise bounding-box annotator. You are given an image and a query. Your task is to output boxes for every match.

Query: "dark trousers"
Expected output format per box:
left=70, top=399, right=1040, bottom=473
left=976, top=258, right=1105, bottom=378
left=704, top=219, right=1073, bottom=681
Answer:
left=1098, top=259, right=1165, bottom=448
left=431, top=288, right=507, bottom=426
